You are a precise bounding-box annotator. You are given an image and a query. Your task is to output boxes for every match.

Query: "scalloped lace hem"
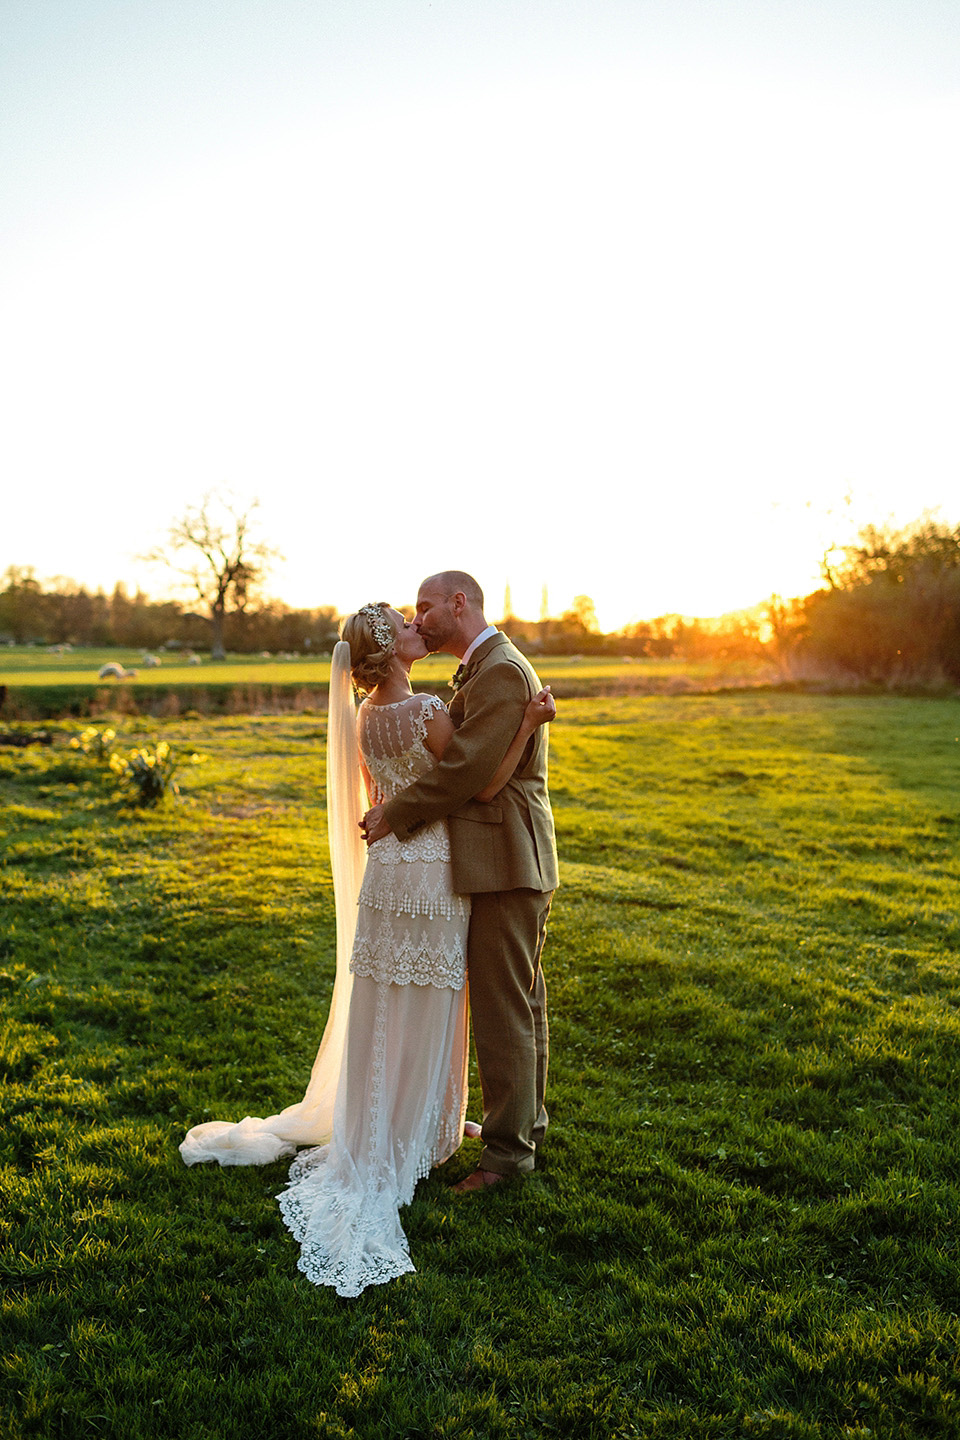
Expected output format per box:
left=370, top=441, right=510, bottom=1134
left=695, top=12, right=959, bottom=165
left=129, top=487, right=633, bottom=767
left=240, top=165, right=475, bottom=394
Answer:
left=349, top=959, right=467, bottom=988
left=350, top=933, right=467, bottom=988
left=276, top=1172, right=417, bottom=1298
left=276, top=1100, right=466, bottom=1297
left=294, top=1244, right=416, bottom=1297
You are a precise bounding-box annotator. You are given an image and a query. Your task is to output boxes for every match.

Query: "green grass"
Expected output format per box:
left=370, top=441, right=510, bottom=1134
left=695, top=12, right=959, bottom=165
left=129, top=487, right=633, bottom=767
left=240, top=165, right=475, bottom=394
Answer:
left=2, top=694, right=959, bottom=1438
left=0, top=646, right=771, bottom=695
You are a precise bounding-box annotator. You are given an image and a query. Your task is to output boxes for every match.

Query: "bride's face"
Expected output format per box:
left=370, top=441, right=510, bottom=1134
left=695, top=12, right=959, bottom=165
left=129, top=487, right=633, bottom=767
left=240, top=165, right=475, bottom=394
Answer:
left=386, top=608, right=428, bottom=665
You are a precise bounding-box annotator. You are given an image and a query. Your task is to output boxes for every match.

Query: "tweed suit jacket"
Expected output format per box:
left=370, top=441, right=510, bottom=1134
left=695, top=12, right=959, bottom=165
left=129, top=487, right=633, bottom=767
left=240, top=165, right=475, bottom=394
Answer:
left=382, top=633, right=559, bottom=896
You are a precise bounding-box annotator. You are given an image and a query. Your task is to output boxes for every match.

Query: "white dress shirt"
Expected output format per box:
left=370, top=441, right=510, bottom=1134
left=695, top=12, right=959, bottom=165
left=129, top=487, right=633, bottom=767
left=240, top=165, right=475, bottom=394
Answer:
left=460, top=625, right=499, bottom=669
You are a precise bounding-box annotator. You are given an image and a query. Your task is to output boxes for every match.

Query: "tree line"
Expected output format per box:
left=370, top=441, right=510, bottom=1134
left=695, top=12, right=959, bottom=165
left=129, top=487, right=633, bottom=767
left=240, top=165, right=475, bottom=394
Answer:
left=0, top=568, right=342, bottom=654
left=0, top=564, right=772, bottom=659
left=3, top=504, right=958, bottom=687
left=512, top=513, right=960, bottom=688
left=774, top=515, right=960, bottom=687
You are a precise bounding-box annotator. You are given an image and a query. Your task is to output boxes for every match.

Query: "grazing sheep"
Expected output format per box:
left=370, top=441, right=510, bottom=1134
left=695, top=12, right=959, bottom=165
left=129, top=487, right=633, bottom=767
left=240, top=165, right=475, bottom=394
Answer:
left=188, top=653, right=202, bottom=666
left=143, top=654, right=161, bottom=668
left=98, top=663, right=138, bottom=680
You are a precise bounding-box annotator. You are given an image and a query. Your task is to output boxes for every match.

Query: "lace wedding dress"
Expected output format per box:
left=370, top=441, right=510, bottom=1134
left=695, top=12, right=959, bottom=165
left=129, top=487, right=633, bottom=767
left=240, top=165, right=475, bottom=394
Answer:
left=180, top=659, right=470, bottom=1298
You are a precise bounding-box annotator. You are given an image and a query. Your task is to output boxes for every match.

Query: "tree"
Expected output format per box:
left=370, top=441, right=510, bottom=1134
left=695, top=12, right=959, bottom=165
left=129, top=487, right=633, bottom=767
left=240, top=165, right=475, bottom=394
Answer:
left=0, top=566, right=46, bottom=643
left=555, top=595, right=603, bottom=651
left=568, top=595, right=599, bottom=634
left=143, top=493, right=281, bottom=660
left=764, top=594, right=808, bottom=677
left=804, top=515, right=960, bottom=684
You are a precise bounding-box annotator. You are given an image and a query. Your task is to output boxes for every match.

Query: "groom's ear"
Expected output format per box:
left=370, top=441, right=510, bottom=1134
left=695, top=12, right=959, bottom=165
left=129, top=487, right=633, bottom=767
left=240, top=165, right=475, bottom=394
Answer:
left=451, top=591, right=467, bottom=616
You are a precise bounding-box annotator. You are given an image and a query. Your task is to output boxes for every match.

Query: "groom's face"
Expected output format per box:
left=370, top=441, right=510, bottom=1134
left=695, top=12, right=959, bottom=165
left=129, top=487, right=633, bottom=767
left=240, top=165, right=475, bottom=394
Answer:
left=414, top=585, right=459, bottom=653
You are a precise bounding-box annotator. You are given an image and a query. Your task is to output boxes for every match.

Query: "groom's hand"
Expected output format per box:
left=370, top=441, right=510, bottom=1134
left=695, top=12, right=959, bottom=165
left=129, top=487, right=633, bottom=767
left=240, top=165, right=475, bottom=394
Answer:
left=361, top=804, right=391, bottom=846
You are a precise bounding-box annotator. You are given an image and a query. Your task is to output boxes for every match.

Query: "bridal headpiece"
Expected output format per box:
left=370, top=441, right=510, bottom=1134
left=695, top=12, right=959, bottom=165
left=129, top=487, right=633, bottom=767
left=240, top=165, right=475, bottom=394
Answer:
left=358, top=603, right=396, bottom=653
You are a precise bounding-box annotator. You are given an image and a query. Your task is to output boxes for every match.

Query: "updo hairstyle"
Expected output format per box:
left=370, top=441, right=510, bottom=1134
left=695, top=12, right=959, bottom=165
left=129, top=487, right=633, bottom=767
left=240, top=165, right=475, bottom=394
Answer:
left=341, top=603, right=397, bottom=695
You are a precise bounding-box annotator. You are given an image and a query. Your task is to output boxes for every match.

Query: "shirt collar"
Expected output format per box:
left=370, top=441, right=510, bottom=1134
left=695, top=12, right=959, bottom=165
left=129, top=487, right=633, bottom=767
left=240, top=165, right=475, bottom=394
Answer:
left=461, top=625, right=498, bottom=669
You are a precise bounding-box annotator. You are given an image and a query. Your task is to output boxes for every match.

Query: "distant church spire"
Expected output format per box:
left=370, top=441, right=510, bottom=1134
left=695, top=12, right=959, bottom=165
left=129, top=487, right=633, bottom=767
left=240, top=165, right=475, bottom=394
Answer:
left=540, top=584, right=549, bottom=623
left=503, top=582, right=513, bottom=621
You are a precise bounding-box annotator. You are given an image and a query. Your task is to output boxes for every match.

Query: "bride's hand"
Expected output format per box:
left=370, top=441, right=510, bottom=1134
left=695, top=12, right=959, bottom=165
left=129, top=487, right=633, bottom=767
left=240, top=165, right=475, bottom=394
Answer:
left=524, top=687, right=556, bottom=729
left=361, top=804, right=391, bottom=846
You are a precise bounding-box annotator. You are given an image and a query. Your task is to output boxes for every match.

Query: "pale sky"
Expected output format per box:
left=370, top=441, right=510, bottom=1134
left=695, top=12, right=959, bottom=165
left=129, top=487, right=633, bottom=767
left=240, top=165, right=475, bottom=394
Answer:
left=2, top=1, right=959, bottom=632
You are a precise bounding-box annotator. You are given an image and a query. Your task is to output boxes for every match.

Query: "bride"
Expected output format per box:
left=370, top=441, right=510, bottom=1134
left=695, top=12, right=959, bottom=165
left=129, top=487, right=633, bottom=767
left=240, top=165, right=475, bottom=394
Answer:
left=180, top=601, right=554, bottom=1297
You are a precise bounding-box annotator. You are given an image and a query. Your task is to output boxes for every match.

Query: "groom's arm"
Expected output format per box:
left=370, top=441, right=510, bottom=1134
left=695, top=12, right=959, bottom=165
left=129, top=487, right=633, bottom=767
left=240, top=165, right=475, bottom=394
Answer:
left=372, top=662, right=531, bottom=841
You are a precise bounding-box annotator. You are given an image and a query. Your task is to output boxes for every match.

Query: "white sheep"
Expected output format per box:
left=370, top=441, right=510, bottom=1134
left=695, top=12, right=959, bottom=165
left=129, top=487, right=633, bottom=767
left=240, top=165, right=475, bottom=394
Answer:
left=142, top=654, right=162, bottom=668
left=98, top=663, right=138, bottom=679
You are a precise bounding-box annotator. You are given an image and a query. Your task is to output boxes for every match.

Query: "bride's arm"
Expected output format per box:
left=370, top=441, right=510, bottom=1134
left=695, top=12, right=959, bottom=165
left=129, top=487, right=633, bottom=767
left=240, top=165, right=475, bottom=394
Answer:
left=423, top=707, right=456, bottom=761
left=424, top=689, right=556, bottom=801
left=359, top=753, right=374, bottom=806
left=475, top=688, right=555, bottom=801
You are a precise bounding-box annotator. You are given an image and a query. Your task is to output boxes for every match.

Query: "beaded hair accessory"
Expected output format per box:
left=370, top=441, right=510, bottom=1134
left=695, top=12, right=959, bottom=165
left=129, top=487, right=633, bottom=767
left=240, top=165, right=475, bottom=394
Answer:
left=358, top=603, right=396, bottom=653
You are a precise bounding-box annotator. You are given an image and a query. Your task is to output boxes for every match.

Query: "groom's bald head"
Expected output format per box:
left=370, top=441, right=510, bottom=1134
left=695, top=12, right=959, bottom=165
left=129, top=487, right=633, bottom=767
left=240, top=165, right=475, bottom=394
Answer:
left=420, top=570, right=484, bottom=609
left=415, top=571, right=487, bottom=657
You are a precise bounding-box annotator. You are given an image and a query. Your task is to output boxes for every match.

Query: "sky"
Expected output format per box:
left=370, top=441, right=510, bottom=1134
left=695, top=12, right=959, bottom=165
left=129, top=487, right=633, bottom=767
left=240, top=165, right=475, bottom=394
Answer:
left=2, top=0, right=959, bottom=633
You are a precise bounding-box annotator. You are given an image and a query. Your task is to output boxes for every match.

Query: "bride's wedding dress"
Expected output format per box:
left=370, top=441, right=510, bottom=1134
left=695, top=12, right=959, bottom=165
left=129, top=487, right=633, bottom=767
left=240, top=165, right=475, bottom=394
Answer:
left=180, top=653, right=470, bottom=1298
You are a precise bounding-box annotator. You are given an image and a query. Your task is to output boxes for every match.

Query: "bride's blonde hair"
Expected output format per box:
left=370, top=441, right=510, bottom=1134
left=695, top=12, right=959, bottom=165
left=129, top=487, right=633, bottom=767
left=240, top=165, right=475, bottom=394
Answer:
left=340, top=603, right=397, bottom=694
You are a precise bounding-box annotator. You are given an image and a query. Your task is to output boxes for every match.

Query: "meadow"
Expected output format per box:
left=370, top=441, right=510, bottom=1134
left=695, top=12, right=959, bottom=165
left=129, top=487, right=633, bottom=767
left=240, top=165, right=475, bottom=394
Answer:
left=0, top=647, right=775, bottom=718
left=1, top=690, right=959, bottom=1438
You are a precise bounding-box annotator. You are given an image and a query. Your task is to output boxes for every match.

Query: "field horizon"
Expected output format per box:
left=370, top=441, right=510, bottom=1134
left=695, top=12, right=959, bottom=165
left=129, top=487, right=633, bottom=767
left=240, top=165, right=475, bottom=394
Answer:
left=0, top=647, right=785, bottom=721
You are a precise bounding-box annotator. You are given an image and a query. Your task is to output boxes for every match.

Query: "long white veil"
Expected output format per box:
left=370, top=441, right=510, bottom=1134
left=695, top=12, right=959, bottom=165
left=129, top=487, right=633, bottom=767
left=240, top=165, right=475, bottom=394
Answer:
left=179, top=641, right=367, bottom=1165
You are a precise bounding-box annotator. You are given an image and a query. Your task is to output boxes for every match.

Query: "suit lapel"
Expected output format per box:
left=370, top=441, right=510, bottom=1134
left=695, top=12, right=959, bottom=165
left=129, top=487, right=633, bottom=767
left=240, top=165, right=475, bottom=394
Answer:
left=462, top=632, right=507, bottom=683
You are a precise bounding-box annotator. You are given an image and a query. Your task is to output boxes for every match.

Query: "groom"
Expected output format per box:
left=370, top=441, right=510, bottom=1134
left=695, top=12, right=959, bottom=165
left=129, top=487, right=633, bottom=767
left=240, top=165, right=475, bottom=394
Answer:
left=362, top=570, right=558, bottom=1191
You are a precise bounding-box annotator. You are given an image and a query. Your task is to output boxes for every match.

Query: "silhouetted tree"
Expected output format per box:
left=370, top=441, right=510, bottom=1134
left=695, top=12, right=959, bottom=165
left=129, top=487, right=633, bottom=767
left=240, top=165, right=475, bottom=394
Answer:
left=143, top=493, right=281, bottom=660
left=802, top=515, right=960, bottom=684
left=764, top=594, right=808, bottom=677
left=0, top=567, right=46, bottom=643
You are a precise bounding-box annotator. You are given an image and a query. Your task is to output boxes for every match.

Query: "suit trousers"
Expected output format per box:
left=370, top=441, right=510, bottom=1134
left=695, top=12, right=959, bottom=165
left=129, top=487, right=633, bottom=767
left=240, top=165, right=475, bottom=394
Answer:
left=467, top=886, right=552, bottom=1175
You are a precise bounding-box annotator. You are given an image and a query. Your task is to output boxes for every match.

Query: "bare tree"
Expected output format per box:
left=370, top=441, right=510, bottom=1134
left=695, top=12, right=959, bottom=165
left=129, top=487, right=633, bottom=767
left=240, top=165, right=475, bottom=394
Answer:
left=143, top=493, right=281, bottom=659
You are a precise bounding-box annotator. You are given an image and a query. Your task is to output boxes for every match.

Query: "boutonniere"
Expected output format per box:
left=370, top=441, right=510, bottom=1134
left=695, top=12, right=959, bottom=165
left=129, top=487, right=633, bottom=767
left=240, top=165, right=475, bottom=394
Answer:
left=450, top=664, right=466, bottom=693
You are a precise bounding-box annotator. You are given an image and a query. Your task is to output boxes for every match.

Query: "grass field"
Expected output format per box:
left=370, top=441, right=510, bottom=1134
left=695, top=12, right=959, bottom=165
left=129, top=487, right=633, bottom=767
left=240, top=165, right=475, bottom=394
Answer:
left=2, top=692, right=959, bottom=1438
left=0, top=648, right=345, bottom=687
left=0, top=647, right=776, bottom=714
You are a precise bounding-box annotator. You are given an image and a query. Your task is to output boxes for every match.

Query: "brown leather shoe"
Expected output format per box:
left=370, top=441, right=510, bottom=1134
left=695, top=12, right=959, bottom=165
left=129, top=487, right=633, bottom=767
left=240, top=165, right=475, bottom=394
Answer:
left=451, top=1168, right=506, bottom=1194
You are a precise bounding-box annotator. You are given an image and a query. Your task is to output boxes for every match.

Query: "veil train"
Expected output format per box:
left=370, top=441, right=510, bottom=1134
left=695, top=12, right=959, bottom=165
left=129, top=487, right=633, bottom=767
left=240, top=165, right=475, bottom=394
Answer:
left=179, top=641, right=367, bottom=1166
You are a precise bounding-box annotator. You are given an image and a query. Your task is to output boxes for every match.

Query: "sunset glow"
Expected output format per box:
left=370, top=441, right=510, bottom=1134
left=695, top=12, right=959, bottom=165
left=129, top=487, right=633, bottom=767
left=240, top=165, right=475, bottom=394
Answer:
left=2, top=3, right=958, bottom=633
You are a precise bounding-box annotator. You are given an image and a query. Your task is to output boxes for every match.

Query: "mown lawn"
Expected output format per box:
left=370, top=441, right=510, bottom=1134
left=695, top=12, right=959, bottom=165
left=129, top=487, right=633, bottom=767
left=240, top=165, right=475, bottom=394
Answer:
left=1, top=693, right=959, bottom=1439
